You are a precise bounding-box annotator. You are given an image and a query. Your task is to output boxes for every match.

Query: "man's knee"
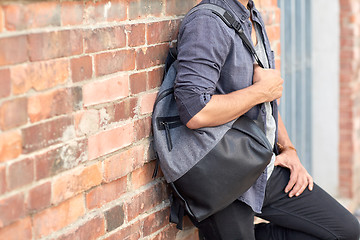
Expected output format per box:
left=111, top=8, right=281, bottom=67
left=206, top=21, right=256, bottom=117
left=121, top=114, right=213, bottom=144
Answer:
left=340, top=214, right=360, bottom=240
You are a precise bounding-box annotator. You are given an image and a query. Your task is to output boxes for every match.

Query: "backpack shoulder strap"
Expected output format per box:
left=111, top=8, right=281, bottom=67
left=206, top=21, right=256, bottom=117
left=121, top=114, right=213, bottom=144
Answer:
left=186, top=3, right=264, bottom=68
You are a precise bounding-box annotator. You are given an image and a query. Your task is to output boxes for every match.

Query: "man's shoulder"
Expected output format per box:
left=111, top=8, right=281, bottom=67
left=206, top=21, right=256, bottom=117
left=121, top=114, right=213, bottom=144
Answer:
left=180, top=1, right=235, bottom=35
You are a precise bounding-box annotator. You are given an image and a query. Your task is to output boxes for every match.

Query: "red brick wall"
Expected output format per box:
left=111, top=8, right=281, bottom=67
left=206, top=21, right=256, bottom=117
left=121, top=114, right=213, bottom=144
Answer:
left=0, top=0, right=280, bottom=239
left=339, top=0, right=360, bottom=205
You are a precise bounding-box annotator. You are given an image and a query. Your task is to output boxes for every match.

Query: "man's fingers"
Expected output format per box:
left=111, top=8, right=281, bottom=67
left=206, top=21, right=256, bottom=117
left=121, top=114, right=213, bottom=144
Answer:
left=294, top=177, right=308, bottom=197
left=285, top=173, right=297, bottom=193
left=308, top=175, right=314, bottom=191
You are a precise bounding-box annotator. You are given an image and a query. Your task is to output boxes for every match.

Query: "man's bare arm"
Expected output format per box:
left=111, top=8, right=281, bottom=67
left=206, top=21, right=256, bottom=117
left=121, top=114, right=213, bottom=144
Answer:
left=186, top=65, right=284, bottom=129
left=275, top=113, right=314, bottom=197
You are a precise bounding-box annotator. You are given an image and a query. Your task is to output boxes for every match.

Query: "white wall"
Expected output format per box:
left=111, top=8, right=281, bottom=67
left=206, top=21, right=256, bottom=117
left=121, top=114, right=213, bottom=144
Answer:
left=311, top=0, right=340, bottom=196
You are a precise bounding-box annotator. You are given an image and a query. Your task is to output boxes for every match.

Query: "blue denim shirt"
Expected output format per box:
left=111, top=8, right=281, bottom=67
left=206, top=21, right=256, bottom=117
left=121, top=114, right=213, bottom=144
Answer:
left=174, top=0, right=279, bottom=213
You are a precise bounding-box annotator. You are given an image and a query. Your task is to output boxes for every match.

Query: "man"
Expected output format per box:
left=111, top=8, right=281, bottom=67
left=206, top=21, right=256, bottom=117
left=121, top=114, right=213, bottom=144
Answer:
left=174, top=0, right=360, bottom=239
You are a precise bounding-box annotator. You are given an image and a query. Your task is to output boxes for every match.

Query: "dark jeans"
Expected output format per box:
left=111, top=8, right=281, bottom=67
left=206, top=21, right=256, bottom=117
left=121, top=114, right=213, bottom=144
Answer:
left=190, top=167, right=360, bottom=240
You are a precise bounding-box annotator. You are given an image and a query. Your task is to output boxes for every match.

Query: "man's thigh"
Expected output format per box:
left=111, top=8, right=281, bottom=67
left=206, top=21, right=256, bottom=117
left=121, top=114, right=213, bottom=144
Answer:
left=258, top=166, right=360, bottom=240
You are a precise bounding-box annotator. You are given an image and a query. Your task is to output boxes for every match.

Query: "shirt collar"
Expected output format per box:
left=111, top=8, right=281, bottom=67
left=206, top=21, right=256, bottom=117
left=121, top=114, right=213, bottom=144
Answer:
left=223, top=0, right=251, bottom=22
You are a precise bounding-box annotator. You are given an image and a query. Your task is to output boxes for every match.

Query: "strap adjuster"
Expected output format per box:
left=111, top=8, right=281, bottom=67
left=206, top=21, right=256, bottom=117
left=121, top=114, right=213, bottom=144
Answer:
left=231, top=20, right=242, bottom=31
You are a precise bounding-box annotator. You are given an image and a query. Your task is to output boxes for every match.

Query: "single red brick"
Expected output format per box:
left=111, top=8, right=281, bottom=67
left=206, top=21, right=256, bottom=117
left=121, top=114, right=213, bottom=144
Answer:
left=26, top=2, right=61, bottom=29
left=0, top=165, right=6, bottom=194
left=71, top=56, right=93, bottom=83
left=0, top=193, right=25, bottom=227
left=104, top=221, right=141, bottom=240
left=130, top=71, right=147, bottom=94
left=113, top=97, right=137, bottom=122
left=83, top=74, right=129, bottom=106
left=7, top=158, right=34, bottom=190
left=5, top=2, right=60, bottom=30
left=27, top=89, right=73, bottom=123
left=126, top=23, right=146, bottom=47
left=88, top=123, right=134, bottom=160
left=0, top=131, right=22, bottom=163
left=84, top=26, right=126, bottom=53
left=35, top=140, right=88, bottom=180
left=131, top=161, right=157, bottom=190
left=103, top=145, right=145, bottom=182
left=61, top=1, right=84, bottom=26
left=147, top=20, right=180, bottom=44
left=94, top=49, right=136, bottom=76
left=125, top=182, right=168, bottom=221
left=11, top=59, right=69, bottom=95
left=101, top=98, right=137, bottom=127
left=28, top=30, right=83, bottom=62
left=86, top=177, right=127, bottom=210
left=52, top=163, right=102, bottom=204
left=0, top=97, right=27, bottom=130
left=104, top=204, right=125, bottom=232
left=142, top=208, right=170, bottom=237
left=27, top=182, right=51, bottom=213
left=0, top=35, right=28, bottom=66
left=148, top=67, right=164, bottom=90
left=22, top=116, right=74, bottom=154
left=140, top=92, right=157, bottom=114
left=58, top=216, right=105, bottom=240
left=0, top=217, right=32, bottom=240
left=33, top=194, right=85, bottom=239
left=136, top=44, right=169, bottom=70
left=134, top=117, right=152, bottom=141
left=0, top=68, right=11, bottom=98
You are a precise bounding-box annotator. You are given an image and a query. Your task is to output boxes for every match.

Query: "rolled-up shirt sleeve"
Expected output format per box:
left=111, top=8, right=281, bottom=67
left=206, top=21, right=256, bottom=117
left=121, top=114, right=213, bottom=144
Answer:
left=174, top=13, right=232, bottom=124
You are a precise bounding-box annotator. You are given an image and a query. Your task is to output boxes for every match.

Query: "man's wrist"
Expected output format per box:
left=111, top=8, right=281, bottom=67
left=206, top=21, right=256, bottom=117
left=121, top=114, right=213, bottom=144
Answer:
left=277, top=142, right=297, bottom=153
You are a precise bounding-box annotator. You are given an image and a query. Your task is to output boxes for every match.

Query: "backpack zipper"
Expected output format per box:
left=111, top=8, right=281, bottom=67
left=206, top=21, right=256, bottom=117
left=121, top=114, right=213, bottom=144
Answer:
left=161, top=121, right=173, bottom=151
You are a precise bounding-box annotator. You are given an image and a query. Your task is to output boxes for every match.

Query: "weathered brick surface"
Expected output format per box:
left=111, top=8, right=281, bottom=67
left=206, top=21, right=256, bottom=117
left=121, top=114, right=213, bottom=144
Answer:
left=52, top=163, right=102, bottom=204
left=57, top=216, right=105, bottom=240
left=0, top=217, right=32, bottom=240
left=0, top=97, right=27, bottom=130
left=11, top=59, right=69, bottom=95
left=105, top=204, right=125, bottom=232
left=0, top=0, right=282, bottom=239
left=0, top=131, right=22, bottom=163
left=22, top=116, right=74, bottom=154
left=70, top=55, right=93, bottom=83
left=86, top=176, right=127, bottom=210
left=83, top=74, right=129, bottom=106
left=27, top=182, right=51, bottom=212
left=33, top=194, right=85, bottom=239
left=0, top=68, right=11, bottom=98
left=7, top=158, right=34, bottom=191
left=0, top=193, right=25, bottom=227
left=0, top=35, right=28, bottom=66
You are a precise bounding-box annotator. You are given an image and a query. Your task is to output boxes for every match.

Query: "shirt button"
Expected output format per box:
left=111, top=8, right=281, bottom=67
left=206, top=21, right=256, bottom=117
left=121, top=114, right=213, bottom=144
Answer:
left=241, top=15, right=247, bottom=21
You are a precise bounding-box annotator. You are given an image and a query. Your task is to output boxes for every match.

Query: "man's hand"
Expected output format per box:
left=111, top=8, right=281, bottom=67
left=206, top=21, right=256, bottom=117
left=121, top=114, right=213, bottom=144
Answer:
left=253, top=64, right=284, bottom=103
left=274, top=148, right=314, bottom=197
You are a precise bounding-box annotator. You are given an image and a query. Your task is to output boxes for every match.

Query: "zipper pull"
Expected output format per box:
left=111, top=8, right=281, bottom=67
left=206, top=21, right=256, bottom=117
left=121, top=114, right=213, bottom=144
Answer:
left=162, top=122, right=173, bottom=151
